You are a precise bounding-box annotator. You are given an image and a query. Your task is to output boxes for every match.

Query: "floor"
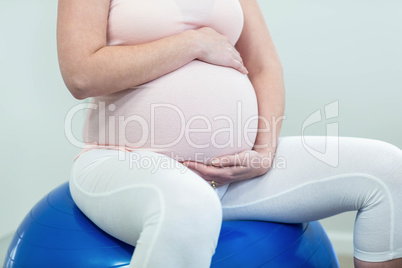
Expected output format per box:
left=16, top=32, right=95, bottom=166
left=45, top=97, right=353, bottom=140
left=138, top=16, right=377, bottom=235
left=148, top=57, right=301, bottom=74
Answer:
left=0, top=233, right=355, bottom=267
left=338, top=255, right=354, bottom=268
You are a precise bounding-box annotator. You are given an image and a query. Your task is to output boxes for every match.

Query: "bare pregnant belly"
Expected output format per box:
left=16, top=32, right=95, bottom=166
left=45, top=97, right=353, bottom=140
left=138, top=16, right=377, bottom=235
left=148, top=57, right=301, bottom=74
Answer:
left=83, top=60, right=259, bottom=165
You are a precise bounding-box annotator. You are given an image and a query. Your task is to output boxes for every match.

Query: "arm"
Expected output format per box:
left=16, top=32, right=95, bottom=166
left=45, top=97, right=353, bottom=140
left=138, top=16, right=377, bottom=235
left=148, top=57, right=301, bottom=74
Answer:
left=236, top=0, right=285, bottom=161
left=57, top=0, right=247, bottom=100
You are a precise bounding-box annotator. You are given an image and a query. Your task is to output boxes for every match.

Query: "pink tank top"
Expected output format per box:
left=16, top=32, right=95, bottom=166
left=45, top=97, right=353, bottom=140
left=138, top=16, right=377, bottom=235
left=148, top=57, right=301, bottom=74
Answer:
left=75, top=0, right=259, bottom=165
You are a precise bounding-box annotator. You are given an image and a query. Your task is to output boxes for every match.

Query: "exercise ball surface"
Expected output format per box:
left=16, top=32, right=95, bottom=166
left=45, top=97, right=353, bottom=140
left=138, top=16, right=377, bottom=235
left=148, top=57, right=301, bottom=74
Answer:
left=4, top=182, right=339, bottom=267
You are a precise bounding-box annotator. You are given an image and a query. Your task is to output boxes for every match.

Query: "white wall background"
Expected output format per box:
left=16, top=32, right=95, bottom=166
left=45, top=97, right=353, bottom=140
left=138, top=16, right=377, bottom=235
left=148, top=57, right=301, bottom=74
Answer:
left=1, top=0, right=401, bottom=261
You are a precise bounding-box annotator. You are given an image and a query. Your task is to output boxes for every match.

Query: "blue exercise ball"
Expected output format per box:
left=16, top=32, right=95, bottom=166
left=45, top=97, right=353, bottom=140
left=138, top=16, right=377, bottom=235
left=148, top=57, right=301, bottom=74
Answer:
left=4, top=182, right=339, bottom=267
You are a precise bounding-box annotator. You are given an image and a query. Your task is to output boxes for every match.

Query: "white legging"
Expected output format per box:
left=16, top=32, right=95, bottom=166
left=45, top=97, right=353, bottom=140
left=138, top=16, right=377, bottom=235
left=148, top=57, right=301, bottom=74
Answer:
left=69, top=136, right=402, bottom=267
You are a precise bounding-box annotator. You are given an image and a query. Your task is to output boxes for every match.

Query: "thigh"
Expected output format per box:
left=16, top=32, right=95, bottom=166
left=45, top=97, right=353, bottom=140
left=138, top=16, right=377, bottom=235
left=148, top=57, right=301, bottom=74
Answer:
left=220, top=135, right=402, bottom=222
left=69, top=149, right=221, bottom=246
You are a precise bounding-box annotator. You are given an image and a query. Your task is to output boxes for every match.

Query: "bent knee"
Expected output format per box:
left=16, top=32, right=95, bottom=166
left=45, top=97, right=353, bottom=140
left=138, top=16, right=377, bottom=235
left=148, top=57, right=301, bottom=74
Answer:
left=371, top=140, right=401, bottom=186
left=349, top=138, right=401, bottom=186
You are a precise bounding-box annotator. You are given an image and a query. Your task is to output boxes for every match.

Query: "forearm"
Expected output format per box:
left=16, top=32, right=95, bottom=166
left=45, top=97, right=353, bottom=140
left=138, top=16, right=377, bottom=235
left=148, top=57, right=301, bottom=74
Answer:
left=234, top=0, right=285, bottom=157
left=249, top=66, right=285, bottom=157
left=66, top=30, right=199, bottom=99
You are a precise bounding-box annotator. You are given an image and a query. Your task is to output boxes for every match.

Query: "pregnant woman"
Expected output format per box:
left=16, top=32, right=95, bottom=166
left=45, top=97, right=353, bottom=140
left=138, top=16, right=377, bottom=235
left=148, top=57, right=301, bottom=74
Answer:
left=57, top=0, right=402, bottom=267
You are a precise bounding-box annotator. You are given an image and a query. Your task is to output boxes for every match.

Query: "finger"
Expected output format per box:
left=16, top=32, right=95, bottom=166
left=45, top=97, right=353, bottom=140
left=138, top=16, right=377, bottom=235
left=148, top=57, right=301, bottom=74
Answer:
left=186, top=166, right=203, bottom=178
left=184, top=164, right=222, bottom=186
left=208, top=179, right=226, bottom=189
left=232, top=58, right=248, bottom=74
left=227, top=165, right=249, bottom=176
left=226, top=46, right=247, bottom=73
left=183, top=161, right=207, bottom=172
left=210, top=180, right=217, bottom=189
left=229, top=46, right=242, bottom=63
left=184, top=161, right=230, bottom=178
left=231, top=49, right=243, bottom=64
left=211, top=152, right=246, bottom=167
left=186, top=166, right=225, bottom=187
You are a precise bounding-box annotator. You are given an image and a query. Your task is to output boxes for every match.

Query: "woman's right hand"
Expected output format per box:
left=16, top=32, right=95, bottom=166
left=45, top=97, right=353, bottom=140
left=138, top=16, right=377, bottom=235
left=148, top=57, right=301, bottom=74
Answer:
left=192, top=27, right=248, bottom=74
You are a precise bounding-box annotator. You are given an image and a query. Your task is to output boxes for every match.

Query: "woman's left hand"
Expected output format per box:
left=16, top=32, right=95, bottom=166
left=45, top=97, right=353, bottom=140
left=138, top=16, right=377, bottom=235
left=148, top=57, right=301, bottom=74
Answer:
left=182, top=149, right=275, bottom=188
